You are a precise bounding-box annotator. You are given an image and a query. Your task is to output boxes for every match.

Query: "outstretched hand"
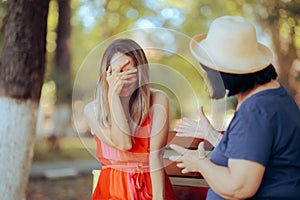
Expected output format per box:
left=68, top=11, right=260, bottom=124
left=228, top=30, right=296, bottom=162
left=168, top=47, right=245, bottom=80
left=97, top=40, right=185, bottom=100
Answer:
left=169, top=142, right=206, bottom=174
left=174, top=106, right=216, bottom=140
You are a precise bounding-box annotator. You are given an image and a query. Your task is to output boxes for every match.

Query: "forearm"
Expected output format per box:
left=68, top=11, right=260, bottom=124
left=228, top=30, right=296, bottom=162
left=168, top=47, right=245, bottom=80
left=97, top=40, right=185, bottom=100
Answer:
left=206, top=130, right=223, bottom=147
left=84, top=102, right=116, bottom=146
left=109, top=96, right=132, bottom=150
left=149, top=91, right=170, bottom=199
left=149, top=153, right=165, bottom=200
left=198, top=159, right=251, bottom=199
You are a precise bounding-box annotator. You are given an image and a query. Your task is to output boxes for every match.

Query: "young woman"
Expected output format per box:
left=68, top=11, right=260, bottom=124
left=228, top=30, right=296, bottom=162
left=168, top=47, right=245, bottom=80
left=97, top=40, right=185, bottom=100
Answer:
left=170, top=16, right=300, bottom=199
left=84, top=39, right=177, bottom=200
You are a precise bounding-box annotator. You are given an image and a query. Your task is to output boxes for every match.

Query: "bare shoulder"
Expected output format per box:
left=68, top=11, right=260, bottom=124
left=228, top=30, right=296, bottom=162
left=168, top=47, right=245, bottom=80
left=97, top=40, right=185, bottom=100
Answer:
left=84, top=101, right=96, bottom=117
left=150, top=89, right=169, bottom=105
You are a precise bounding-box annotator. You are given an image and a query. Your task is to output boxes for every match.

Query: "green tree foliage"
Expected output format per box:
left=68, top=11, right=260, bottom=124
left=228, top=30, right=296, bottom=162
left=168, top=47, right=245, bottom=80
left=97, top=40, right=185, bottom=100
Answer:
left=45, top=0, right=59, bottom=81
left=46, top=0, right=300, bottom=126
left=252, top=0, right=300, bottom=97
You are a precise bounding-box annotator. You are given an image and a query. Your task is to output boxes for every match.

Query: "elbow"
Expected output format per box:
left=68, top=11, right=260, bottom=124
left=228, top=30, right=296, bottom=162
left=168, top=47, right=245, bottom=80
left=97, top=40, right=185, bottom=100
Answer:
left=117, top=144, right=132, bottom=151
left=219, top=183, right=257, bottom=199
left=149, top=151, right=164, bottom=167
left=236, top=186, right=257, bottom=199
left=112, top=139, right=132, bottom=151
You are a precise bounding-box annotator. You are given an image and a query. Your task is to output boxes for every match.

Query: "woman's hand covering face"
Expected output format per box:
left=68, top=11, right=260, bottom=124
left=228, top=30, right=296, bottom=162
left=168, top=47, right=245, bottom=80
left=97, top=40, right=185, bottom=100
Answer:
left=106, top=54, right=137, bottom=97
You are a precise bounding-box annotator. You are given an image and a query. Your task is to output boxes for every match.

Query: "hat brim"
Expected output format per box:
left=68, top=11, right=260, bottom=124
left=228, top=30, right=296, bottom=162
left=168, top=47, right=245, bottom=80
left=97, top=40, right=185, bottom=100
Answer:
left=190, top=34, right=273, bottom=74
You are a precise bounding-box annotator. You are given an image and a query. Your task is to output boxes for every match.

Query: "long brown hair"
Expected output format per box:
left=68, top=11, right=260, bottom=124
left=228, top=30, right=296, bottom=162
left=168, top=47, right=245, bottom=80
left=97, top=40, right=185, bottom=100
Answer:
left=96, top=39, right=150, bottom=134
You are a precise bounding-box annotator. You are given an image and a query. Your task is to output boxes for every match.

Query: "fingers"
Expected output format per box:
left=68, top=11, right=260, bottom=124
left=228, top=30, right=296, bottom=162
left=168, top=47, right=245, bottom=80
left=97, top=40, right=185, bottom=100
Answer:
left=174, top=118, right=197, bottom=132
left=116, top=71, right=137, bottom=80
left=169, top=155, right=182, bottom=162
left=175, top=123, right=192, bottom=131
left=182, top=117, right=197, bottom=125
left=122, top=79, right=137, bottom=85
left=176, top=163, right=185, bottom=168
left=199, top=106, right=208, bottom=121
left=170, top=158, right=190, bottom=174
left=169, top=144, right=188, bottom=155
left=175, top=133, right=195, bottom=137
left=114, top=59, right=130, bottom=72
left=198, top=141, right=205, bottom=151
left=120, top=68, right=137, bottom=75
left=176, top=107, right=208, bottom=126
left=110, top=66, right=137, bottom=82
left=175, top=118, right=200, bottom=137
left=106, top=66, right=112, bottom=76
left=109, top=59, right=137, bottom=76
left=107, top=68, right=137, bottom=84
left=172, top=160, right=191, bottom=174
left=198, top=141, right=206, bottom=159
left=113, top=78, right=136, bottom=91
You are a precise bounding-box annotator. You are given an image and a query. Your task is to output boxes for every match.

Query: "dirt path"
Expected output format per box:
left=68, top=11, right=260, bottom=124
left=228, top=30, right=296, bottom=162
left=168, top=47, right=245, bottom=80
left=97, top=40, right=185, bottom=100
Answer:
left=26, top=175, right=92, bottom=200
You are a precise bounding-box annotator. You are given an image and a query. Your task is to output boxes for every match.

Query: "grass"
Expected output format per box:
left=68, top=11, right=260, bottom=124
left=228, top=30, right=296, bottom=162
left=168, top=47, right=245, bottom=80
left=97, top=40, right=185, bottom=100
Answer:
left=33, top=136, right=96, bottom=162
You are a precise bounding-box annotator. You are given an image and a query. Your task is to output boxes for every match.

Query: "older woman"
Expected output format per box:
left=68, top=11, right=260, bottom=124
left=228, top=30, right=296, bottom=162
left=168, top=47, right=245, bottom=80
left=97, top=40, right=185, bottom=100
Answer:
left=170, top=16, right=300, bottom=199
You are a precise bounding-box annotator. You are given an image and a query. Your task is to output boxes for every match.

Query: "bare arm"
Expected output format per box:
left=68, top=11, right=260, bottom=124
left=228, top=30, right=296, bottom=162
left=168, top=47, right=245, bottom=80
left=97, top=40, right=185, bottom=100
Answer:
left=106, top=63, right=137, bottom=150
left=84, top=60, right=136, bottom=150
left=170, top=144, right=265, bottom=199
left=84, top=101, right=115, bottom=147
left=84, top=99, right=133, bottom=150
left=107, top=93, right=132, bottom=150
left=200, top=158, right=264, bottom=199
left=149, top=90, right=169, bottom=200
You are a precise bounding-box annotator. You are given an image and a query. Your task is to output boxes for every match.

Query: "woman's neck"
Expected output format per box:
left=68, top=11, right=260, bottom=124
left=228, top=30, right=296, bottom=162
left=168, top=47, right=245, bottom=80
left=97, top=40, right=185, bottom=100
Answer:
left=236, top=80, right=280, bottom=110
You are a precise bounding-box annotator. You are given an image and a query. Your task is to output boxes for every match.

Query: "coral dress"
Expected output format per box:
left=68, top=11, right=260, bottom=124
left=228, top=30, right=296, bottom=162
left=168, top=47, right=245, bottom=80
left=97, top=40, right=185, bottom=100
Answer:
left=92, top=115, right=177, bottom=200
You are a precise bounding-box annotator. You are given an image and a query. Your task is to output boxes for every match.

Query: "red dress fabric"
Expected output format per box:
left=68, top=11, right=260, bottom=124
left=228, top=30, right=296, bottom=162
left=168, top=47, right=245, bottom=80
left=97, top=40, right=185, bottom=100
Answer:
left=92, top=115, right=177, bottom=200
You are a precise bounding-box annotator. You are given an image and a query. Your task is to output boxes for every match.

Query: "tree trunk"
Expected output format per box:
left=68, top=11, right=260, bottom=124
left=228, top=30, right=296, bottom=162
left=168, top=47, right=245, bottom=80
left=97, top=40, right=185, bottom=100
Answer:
left=52, top=0, right=73, bottom=137
left=269, top=23, right=297, bottom=97
left=54, top=0, right=72, bottom=104
left=0, top=0, right=49, bottom=199
left=277, top=54, right=297, bottom=97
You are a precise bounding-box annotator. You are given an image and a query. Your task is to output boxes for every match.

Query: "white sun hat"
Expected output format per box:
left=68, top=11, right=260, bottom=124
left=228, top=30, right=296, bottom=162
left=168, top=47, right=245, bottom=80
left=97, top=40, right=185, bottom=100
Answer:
left=190, top=16, right=273, bottom=74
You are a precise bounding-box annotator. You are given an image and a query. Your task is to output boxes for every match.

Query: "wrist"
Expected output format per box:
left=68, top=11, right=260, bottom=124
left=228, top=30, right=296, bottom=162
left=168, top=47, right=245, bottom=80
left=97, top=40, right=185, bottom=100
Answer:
left=196, top=155, right=209, bottom=172
left=198, top=150, right=207, bottom=160
left=108, top=90, right=118, bottom=99
left=152, top=196, right=164, bottom=200
left=108, top=93, right=120, bottom=107
left=207, top=129, right=222, bottom=147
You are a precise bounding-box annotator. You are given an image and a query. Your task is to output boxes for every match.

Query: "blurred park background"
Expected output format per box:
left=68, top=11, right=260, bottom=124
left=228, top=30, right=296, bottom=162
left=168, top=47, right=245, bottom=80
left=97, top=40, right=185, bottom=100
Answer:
left=0, top=0, right=300, bottom=200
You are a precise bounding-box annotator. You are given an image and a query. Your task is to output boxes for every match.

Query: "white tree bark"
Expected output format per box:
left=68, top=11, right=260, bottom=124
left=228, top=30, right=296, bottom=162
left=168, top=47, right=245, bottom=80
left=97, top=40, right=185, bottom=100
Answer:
left=0, top=97, right=39, bottom=200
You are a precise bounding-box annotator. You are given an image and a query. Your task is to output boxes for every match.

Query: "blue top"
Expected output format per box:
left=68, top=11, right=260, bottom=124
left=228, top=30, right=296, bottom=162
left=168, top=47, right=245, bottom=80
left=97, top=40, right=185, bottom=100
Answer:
left=207, top=85, right=300, bottom=200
